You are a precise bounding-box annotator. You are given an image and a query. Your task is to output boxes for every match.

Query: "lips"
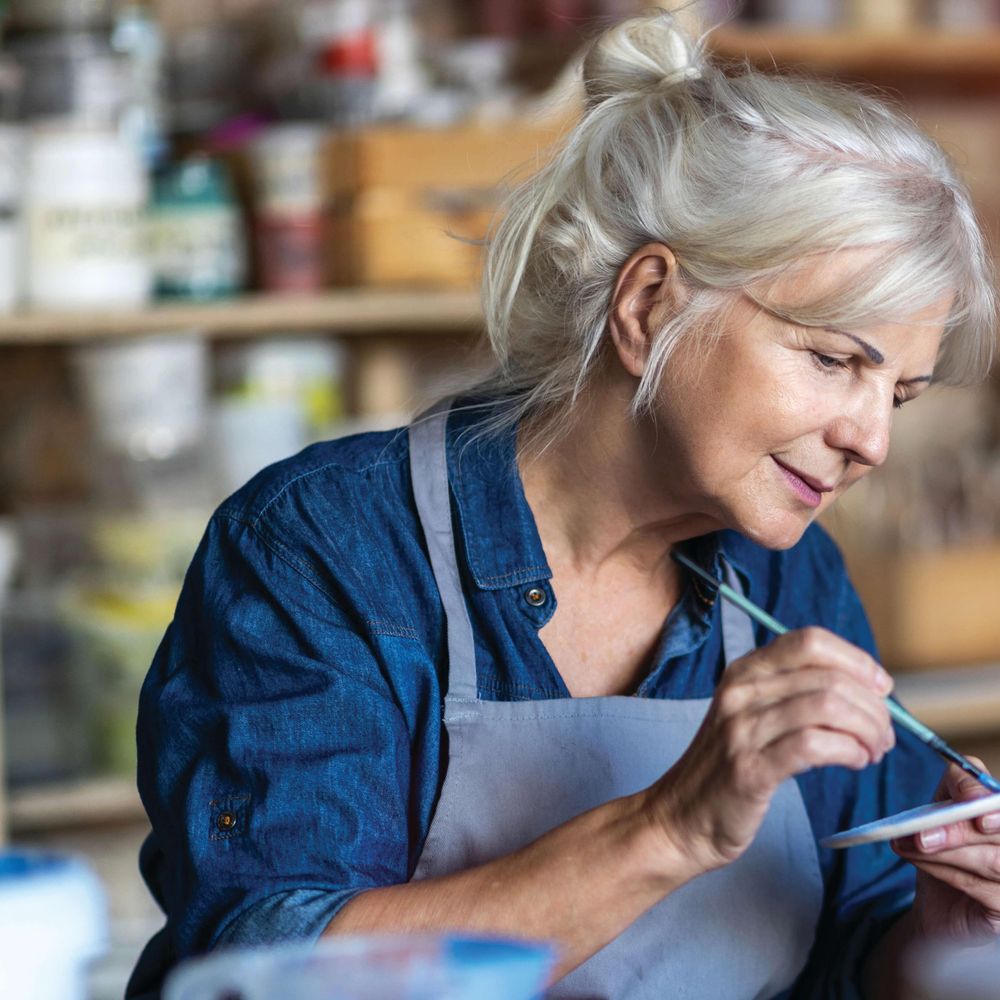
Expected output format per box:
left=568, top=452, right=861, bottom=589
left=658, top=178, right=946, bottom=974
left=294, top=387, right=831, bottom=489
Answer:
left=772, top=459, right=836, bottom=495
left=772, top=457, right=838, bottom=509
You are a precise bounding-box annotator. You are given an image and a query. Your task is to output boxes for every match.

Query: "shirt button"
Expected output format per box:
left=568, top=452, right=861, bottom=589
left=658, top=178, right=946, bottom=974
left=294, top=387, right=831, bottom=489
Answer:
left=217, top=811, right=237, bottom=833
left=525, top=587, right=547, bottom=607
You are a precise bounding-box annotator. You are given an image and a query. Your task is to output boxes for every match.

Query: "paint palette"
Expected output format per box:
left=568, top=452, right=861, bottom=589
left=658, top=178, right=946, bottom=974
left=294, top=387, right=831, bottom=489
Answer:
left=821, top=792, right=1000, bottom=849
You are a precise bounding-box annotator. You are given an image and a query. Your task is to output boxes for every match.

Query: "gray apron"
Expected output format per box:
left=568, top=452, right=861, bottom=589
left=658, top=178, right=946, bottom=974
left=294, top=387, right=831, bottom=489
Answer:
left=407, top=405, right=824, bottom=999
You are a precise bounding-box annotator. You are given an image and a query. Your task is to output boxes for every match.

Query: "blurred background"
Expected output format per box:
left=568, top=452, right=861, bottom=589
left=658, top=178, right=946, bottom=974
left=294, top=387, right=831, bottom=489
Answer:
left=0, top=0, right=997, bottom=994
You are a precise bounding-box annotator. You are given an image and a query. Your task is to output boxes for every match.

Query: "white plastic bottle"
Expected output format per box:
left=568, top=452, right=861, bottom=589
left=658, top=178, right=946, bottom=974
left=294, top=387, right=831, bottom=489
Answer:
left=24, top=125, right=151, bottom=310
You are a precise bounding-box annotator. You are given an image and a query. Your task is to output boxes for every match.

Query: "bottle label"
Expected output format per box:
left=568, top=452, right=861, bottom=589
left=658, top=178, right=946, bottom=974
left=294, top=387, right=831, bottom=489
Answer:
left=29, top=203, right=144, bottom=262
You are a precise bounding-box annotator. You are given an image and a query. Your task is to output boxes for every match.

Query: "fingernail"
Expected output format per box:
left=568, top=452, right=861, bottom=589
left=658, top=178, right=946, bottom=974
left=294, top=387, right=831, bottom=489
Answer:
left=875, top=667, right=893, bottom=693
left=982, top=813, right=1000, bottom=833
left=919, top=828, right=946, bottom=850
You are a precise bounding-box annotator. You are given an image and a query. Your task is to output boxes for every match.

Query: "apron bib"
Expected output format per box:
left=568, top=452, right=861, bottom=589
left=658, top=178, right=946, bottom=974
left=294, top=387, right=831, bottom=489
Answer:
left=407, top=404, right=823, bottom=999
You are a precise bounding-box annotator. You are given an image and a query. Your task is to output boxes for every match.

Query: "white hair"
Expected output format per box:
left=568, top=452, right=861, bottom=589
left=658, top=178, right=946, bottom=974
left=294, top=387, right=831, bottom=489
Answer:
left=464, top=9, right=996, bottom=438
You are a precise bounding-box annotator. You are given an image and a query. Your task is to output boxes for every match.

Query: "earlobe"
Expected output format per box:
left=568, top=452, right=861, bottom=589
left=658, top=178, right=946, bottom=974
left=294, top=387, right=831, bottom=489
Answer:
left=607, top=243, right=681, bottom=379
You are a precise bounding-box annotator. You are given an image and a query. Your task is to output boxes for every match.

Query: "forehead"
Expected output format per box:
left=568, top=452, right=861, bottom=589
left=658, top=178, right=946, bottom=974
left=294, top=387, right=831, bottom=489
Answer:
left=754, top=250, right=953, bottom=362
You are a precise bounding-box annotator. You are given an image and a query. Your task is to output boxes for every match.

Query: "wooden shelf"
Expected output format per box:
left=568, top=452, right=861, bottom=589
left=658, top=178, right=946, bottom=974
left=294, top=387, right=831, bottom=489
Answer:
left=0, top=289, right=483, bottom=345
left=709, top=25, right=1000, bottom=85
left=8, top=776, right=145, bottom=835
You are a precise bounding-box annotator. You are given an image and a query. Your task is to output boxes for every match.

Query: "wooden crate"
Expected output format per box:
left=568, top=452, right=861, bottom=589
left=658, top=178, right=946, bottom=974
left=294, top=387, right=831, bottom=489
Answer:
left=851, top=544, right=1000, bottom=671
left=323, top=123, right=563, bottom=288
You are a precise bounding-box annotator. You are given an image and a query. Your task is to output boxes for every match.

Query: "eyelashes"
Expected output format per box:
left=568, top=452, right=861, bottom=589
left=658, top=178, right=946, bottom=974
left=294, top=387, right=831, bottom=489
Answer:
left=808, top=351, right=907, bottom=409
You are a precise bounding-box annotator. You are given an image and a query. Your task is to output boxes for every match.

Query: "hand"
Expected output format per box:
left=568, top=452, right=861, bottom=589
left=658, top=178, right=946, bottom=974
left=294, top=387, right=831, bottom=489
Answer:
left=642, top=627, right=895, bottom=880
left=892, top=759, right=1000, bottom=943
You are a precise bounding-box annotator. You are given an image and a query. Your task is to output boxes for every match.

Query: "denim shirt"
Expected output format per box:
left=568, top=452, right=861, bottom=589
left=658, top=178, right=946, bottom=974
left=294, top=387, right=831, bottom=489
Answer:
left=128, top=402, right=941, bottom=998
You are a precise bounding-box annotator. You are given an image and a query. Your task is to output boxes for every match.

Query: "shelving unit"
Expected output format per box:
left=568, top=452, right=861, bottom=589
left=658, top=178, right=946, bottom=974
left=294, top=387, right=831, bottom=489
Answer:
left=0, top=289, right=483, bottom=345
left=6, top=23, right=1000, bottom=840
left=709, top=25, right=1000, bottom=88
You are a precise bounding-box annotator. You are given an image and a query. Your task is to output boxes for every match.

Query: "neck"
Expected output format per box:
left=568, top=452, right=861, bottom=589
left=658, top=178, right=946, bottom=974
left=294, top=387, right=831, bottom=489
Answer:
left=517, top=373, right=719, bottom=582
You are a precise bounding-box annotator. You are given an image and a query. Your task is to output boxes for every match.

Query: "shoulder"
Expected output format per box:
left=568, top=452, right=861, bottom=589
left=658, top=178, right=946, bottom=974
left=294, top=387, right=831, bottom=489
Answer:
left=216, top=425, right=412, bottom=529
left=199, top=425, right=429, bottom=638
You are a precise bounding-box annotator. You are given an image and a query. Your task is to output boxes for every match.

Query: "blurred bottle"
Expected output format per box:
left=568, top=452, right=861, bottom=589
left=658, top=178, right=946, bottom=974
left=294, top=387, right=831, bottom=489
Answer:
left=148, top=157, right=247, bottom=300
left=23, top=125, right=151, bottom=309
left=111, top=0, right=167, bottom=168
left=373, top=0, right=429, bottom=120
left=211, top=338, right=346, bottom=497
left=250, top=124, right=327, bottom=293
left=69, top=332, right=213, bottom=510
left=314, top=0, right=378, bottom=126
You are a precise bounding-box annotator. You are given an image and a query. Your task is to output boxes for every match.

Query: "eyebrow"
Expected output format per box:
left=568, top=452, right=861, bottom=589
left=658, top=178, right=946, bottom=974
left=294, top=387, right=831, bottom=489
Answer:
left=824, top=327, right=933, bottom=384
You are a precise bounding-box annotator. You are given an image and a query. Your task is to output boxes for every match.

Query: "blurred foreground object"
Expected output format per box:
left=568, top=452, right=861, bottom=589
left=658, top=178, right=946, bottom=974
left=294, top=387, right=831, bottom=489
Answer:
left=907, top=936, right=1000, bottom=999
left=165, top=934, right=555, bottom=1000
left=0, top=851, right=107, bottom=1000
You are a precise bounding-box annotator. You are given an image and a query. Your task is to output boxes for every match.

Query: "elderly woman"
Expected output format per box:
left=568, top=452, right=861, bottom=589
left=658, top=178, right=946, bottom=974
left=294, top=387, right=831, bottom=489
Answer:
left=129, top=12, right=999, bottom=1000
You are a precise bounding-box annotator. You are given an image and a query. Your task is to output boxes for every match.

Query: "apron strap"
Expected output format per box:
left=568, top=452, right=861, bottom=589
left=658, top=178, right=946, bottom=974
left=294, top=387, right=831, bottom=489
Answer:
left=408, top=400, right=479, bottom=702
left=721, top=559, right=756, bottom=666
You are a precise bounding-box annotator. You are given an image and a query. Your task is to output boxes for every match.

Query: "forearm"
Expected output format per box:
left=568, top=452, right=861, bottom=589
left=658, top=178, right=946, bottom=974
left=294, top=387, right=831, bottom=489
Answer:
left=324, top=790, right=692, bottom=981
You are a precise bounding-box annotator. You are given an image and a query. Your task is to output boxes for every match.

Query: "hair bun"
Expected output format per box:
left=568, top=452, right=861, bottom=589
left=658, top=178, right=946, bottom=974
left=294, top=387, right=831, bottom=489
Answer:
left=582, top=11, right=705, bottom=108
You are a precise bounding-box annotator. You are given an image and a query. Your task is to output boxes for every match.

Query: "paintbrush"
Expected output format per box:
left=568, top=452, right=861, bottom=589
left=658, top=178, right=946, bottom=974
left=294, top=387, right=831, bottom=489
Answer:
left=673, top=550, right=1000, bottom=794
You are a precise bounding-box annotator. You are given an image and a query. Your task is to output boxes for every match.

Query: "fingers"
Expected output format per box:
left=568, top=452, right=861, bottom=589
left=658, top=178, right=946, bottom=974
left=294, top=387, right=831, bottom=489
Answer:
left=931, top=760, right=1000, bottom=835
left=714, top=629, right=896, bottom=771
left=730, top=626, right=893, bottom=696
left=759, top=728, right=874, bottom=782
left=892, top=851, right=1000, bottom=930
left=718, top=667, right=893, bottom=757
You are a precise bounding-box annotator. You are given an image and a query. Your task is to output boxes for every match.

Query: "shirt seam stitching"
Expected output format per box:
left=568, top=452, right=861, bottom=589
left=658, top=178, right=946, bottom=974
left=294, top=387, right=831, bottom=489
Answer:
left=215, top=512, right=421, bottom=645
left=240, top=454, right=407, bottom=529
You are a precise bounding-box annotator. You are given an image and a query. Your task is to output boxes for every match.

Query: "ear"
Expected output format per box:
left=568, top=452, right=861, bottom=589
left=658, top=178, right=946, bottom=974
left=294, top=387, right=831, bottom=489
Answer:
left=608, top=243, right=683, bottom=378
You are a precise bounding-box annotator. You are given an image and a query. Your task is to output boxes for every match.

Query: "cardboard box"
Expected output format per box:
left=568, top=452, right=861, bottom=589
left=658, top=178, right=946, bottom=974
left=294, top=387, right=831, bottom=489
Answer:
left=850, top=544, right=1000, bottom=671
left=323, top=123, right=563, bottom=288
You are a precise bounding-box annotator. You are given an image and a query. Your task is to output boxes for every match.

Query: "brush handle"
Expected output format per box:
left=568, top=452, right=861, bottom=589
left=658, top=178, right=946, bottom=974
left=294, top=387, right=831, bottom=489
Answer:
left=672, top=551, right=1000, bottom=795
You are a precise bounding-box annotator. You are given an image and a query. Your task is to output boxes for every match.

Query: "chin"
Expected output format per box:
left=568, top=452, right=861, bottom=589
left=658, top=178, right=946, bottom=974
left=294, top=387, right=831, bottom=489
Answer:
left=733, top=508, right=814, bottom=551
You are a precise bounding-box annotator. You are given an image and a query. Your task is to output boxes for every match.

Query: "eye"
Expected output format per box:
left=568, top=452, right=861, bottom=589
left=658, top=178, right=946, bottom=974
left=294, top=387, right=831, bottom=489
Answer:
left=893, top=395, right=907, bottom=410
left=809, top=351, right=851, bottom=372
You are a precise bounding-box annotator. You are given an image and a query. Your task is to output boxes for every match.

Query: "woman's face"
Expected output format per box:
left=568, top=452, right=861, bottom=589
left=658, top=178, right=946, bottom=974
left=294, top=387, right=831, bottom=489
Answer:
left=648, top=256, right=950, bottom=550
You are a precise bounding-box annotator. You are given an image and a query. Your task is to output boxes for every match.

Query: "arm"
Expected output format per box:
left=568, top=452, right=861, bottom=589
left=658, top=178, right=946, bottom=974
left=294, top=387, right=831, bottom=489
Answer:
left=328, top=791, right=686, bottom=981
left=135, top=513, right=421, bottom=962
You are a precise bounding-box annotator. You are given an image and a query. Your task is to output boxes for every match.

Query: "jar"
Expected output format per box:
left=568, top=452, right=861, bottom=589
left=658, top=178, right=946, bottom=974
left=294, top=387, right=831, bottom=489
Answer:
left=148, top=158, right=247, bottom=300
left=250, top=124, right=327, bottom=292
left=0, top=852, right=107, bottom=1000
left=24, top=126, right=151, bottom=309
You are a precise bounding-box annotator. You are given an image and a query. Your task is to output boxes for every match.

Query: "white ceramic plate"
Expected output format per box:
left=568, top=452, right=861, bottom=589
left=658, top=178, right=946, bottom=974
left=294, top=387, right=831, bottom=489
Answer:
left=821, top=792, right=1000, bottom=849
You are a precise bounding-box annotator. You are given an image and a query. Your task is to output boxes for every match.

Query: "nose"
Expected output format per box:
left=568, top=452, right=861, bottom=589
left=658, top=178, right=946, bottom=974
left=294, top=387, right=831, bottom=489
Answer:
left=824, top=389, right=893, bottom=468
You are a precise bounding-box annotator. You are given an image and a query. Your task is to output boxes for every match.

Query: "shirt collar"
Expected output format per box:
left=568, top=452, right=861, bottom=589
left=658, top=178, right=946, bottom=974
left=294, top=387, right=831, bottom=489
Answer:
left=448, top=400, right=552, bottom=591
left=446, top=400, right=756, bottom=596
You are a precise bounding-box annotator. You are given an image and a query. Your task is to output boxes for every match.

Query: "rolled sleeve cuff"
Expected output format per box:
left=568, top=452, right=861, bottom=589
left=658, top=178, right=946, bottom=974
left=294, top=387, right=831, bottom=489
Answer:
left=211, top=887, right=361, bottom=951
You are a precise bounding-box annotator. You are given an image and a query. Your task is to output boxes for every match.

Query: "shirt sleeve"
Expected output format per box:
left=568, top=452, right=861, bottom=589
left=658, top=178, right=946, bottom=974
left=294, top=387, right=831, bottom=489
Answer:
left=135, top=511, right=416, bottom=964
left=788, top=563, right=944, bottom=999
